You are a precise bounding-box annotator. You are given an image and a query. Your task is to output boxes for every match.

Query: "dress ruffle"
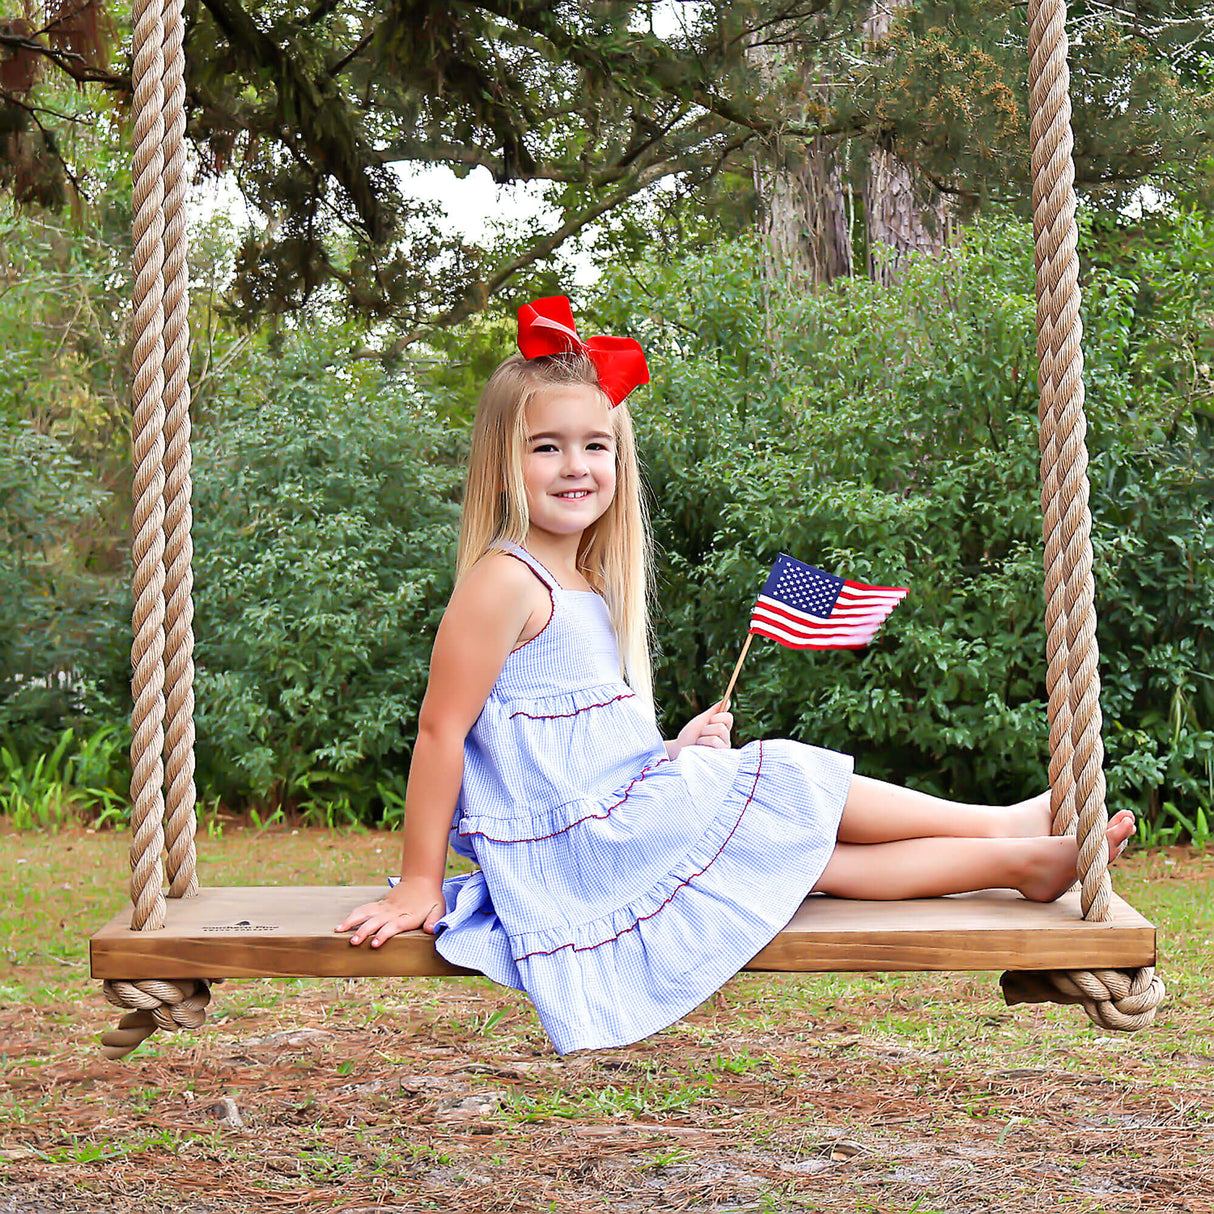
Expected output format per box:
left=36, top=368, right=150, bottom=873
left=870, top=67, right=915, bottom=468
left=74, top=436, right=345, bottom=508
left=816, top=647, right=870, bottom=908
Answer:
left=436, top=738, right=852, bottom=1053
left=455, top=679, right=665, bottom=853
left=457, top=755, right=671, bottom=844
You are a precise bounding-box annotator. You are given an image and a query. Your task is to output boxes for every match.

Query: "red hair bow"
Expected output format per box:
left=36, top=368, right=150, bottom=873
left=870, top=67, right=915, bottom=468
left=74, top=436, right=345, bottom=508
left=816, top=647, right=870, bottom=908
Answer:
left=517, top=295, right=649, bottom=407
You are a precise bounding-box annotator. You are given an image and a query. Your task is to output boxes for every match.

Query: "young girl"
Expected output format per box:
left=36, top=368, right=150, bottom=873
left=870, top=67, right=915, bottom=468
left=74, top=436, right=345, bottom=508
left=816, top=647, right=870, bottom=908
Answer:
left=337, top=296, right=1135, bottom=1055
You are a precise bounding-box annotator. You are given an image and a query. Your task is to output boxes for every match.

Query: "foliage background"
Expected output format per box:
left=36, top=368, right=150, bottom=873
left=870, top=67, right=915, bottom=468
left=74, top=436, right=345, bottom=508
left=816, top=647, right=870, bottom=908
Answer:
left=3, top=191, right=1212, bottom=838
left=0, top=4, right=1211, bottom=840
left=619, top=217, right=1214, bottom=844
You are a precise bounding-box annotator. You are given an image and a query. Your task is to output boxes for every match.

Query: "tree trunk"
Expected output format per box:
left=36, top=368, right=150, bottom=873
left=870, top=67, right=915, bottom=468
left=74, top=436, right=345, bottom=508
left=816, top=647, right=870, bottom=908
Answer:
left=753, top=140, right=852, bottom=287
left=863, top=2, right=951, bottom=285
left=748, top=42, right=852, bottom=288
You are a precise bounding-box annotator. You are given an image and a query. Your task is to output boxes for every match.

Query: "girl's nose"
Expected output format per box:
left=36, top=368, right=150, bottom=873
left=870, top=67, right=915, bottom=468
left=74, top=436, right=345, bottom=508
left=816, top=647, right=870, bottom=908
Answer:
left=563, top=450, right=588, bottom=476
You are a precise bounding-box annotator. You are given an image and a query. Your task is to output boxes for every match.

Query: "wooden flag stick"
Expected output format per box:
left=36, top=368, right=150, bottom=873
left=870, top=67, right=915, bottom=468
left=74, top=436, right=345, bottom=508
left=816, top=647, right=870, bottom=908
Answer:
left=719, top=632, right=754, bottom=710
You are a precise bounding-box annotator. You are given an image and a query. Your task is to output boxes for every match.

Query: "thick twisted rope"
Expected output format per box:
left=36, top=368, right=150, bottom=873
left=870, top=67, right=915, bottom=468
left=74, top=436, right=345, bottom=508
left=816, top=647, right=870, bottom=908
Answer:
left=1030, top=0, right=1108, bottom=905
left=1005, top=0, right=1164, bottom=1028
left=158, top=0, right=199, bottom=900
left=101, top=979, right=211, bottom=1061
left=105, top=0, right=208, bottom=1059
left=127, top=0, right=169, bottom=934
left=1028, top=0, right=1075, bottom=840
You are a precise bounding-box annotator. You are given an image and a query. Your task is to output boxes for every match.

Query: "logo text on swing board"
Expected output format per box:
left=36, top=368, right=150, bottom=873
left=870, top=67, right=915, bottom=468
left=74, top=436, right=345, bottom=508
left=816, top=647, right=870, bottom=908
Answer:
left=201, top=919, right=279, bottom=932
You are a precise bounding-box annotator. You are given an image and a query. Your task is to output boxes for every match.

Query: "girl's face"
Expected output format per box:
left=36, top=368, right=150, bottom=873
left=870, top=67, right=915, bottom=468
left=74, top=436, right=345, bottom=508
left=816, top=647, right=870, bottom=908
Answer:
left=521, top=384, right=617, bottom=543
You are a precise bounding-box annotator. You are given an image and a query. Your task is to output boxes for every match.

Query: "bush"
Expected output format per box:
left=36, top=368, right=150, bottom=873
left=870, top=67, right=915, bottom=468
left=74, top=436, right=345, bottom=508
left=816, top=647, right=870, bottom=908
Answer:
left=5, top=211, right=1209, bottom=839
left=0, top=420, right=126, bottom=751
left=189, top=332, right=464, bottom=818
left=595, top=214, right=1213, bottom=835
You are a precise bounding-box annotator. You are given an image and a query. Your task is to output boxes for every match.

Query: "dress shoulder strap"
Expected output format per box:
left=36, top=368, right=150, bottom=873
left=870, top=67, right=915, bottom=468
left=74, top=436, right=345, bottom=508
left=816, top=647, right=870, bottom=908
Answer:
left=496, top=543, right=560, bottom=591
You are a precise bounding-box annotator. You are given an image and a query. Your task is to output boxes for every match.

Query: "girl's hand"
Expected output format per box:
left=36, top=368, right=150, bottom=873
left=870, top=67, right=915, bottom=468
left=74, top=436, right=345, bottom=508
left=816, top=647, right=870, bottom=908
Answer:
left=335, top=877, right=446, bottom=947
left=667, top=702, right=733, bottom=759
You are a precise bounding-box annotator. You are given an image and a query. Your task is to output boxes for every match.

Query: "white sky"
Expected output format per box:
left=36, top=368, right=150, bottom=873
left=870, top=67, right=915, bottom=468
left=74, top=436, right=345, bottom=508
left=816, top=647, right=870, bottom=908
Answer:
left=395, top=164, right=555, bottom=244
left=394, top=163, right=602, bottom=286
left=195, top=158, right=603, bottom=286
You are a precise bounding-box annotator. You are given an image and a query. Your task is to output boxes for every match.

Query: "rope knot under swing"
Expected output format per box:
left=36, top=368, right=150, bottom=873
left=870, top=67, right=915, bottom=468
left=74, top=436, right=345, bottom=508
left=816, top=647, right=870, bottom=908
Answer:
left=1001, top=965, right=1166, bottom=1033
left=101, top=978, right=212, bottom=1060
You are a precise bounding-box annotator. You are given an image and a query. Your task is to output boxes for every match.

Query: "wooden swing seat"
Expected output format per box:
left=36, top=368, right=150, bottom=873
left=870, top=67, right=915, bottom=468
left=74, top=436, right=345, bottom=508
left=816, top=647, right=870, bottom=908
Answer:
left=91, top=885, right=1155, bottom=981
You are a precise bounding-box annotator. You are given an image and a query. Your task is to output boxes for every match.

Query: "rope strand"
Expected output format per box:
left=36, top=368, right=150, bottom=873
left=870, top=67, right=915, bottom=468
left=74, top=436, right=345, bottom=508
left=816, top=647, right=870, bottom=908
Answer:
left=158, top=0, right=199, bottom=900
left=127, top=0, right=169, bottom=933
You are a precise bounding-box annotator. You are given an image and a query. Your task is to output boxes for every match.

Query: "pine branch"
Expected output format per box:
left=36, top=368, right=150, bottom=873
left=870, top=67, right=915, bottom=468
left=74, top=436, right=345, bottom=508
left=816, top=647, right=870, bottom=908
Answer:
left=463, top=0, right=852, bottom=143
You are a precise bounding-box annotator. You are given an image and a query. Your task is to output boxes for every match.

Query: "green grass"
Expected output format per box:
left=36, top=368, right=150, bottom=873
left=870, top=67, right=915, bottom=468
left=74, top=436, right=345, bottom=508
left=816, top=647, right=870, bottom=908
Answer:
left=1, top=826, right=1211, bottom=1214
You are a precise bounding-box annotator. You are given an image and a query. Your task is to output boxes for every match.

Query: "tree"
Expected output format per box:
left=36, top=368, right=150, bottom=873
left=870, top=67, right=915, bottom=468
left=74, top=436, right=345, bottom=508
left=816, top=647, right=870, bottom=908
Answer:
left=862, top=0, right=951, bottom=284
left=3, top=1, right=1212, bottom=343
left=748, top=38, right=852, bottom=288
left=750, top=0, right=1214, bottom=287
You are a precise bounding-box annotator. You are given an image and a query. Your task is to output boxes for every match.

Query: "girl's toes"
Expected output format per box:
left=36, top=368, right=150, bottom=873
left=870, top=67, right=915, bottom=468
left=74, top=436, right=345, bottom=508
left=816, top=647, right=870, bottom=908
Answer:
left=1105, top=811, right=1135, bottom=860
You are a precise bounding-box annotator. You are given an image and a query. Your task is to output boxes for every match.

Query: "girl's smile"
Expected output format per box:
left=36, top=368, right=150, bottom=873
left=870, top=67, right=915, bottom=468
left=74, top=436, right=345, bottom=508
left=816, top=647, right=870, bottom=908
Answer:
left=522, top=385, right=617, bottom=542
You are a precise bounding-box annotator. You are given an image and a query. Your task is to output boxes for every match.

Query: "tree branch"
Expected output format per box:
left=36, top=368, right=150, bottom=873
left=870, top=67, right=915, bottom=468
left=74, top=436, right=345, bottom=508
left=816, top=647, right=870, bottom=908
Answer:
left=377, top=112, right=707, bottom=187
left=328, top=28, right=376, bottom=77
left=198, top=0, right=396, bottom=242
left=306, top=0, right=343, bottom=24
left=0, top=91, right=89, bottom=199
left=0, top=30, right=125, bottom=90
left=463, top=0, right=848, bottom=143
left=354, top=132, right=755, bottom=360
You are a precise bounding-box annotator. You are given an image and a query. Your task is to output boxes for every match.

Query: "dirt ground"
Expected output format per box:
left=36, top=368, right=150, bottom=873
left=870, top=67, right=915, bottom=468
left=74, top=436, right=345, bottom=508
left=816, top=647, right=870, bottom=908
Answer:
left=2, top=830, right=1212, bottom=1213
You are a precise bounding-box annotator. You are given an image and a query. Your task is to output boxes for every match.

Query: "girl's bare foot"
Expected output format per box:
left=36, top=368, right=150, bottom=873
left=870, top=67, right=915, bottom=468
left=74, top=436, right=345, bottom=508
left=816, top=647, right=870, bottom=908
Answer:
left=1005, top=790, right=1053, bottom=838
left=1018, top=809, right=1136, bottom=902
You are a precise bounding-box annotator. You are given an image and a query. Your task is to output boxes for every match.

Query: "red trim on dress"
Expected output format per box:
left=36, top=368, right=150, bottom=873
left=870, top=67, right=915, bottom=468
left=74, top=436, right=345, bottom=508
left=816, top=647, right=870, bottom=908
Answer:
left=510, top=742, right=765, bottom=962
left=501, top=550, right=556, bottom=651
left=509, top=692, right=634, bottom=721
left=458, top=756, right=671, bottom=843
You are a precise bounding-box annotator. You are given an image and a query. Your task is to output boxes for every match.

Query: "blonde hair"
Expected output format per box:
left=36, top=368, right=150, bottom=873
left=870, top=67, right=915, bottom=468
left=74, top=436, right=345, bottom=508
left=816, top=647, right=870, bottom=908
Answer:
left=456, top=352, right=654, bottom=712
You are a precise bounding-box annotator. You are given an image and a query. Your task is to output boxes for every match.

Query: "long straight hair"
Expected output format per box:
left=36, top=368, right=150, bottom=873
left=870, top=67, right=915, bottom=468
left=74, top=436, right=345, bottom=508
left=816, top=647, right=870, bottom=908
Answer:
left=456, top=352, right=654, bottom=713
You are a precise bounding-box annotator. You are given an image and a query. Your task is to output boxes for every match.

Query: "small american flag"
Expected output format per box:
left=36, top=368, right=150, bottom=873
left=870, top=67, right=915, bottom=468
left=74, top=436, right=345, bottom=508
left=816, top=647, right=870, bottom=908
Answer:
left=749, top=553, right=907, bottom=650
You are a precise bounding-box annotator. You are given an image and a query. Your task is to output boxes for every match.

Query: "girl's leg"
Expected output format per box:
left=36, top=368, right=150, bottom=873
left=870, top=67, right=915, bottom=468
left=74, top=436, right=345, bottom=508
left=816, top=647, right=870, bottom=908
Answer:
left=814, top=810, right=1136, bottom=902
left=837, top=774, right=1052, bottom=845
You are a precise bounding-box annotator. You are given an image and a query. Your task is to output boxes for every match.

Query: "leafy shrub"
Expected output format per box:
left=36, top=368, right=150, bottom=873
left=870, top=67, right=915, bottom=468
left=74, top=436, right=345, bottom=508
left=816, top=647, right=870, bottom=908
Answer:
left=596, top=214, right=1213, bottom=834
left=4, top=210, right=1209, bottom=841
left=189, top=332, right=464, bottom=816
left=0, top=724, right=129, bottom=829
left=0, top=420, right=126, bottom=750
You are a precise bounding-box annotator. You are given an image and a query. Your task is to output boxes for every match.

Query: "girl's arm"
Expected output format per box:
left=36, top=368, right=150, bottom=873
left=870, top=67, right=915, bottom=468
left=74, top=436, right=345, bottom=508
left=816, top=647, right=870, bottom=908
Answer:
left=336, top=555, right=547, bottom=947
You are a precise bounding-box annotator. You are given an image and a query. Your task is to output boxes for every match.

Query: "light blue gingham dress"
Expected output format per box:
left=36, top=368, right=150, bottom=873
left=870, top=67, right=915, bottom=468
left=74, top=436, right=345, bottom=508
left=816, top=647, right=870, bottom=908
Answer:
left=433, top=546, right=853, bottom=1053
